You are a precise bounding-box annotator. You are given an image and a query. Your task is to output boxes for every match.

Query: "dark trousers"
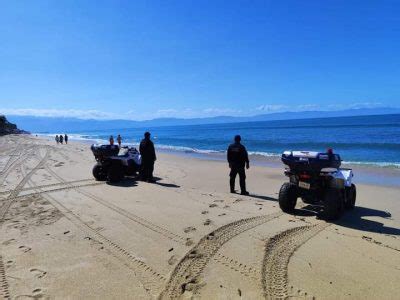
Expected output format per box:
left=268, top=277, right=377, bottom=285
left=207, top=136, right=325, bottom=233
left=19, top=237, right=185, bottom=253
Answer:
left=230, top=167, right=246, bottom=192
left=141, top=160, right=154, bottom=181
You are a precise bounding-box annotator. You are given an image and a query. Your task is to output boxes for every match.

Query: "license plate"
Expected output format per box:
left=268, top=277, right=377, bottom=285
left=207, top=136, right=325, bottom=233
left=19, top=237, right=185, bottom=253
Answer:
left=298, top=181, right=310, bottom=190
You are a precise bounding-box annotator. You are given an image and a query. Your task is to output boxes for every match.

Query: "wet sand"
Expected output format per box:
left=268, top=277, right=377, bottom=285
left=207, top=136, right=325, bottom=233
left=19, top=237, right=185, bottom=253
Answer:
left=0, top=134, right=399, bottom=299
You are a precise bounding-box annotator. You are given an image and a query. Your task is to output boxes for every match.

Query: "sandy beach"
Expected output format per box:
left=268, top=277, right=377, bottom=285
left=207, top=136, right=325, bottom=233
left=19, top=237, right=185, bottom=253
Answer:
left=0, top=134, right=399, bottom=299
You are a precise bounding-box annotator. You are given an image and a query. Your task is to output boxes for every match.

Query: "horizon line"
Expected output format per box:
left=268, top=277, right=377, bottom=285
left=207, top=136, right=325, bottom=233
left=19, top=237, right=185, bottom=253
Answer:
left=2, top=106, right=400, bottom=122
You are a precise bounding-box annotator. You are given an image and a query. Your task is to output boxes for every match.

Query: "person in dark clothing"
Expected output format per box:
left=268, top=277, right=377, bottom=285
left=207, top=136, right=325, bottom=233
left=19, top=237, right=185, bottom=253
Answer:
left=55, top=135, right=59, bottom=144
left=227, top=135, right=250, bottom=195
left=139, top=132, right=156, bottom=182
left=59, top=134, right=64, bottom=144
left=64, top=134, right=68, bottom=144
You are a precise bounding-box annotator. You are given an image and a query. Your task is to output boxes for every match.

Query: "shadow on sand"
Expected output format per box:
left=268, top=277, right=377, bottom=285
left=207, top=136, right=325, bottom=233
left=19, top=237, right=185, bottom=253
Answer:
left=248, top=193, right=399, bottom=236
left=296, top=204, right=400, bottom=236
left=336, top=206, right=400, bottom=236
left=106, top=177, right=138, bottom=187
left=247, top=193, right=278, bottom=202
left=105, top=176, right=180, bottom=188
left=151, top=177, right=180, bottom=188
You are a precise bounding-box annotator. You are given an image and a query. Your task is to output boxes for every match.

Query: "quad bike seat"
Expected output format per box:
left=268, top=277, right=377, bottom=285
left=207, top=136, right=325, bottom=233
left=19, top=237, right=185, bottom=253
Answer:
left=118, top=146, right=139, bottom=157
left=91, top=144, right=120, bottom=157
left=281, top=150, right=341, bottom=173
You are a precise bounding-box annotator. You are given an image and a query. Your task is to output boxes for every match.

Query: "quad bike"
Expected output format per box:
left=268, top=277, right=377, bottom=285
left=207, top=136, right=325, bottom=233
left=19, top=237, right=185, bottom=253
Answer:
left=278, top=150, right=356, bottom=220
left=90, top=144, right=141, bottom=182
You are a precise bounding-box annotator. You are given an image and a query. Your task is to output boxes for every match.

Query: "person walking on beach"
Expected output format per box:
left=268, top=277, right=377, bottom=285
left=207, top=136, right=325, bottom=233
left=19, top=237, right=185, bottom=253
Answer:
left=55, top=135, right=59, bottom=144
left=64, top=134, right=68, bottom=144
left=227, top=135, right=250, bottom=195
left=59, top=134, right=64, bottom=144
left=117, top=134, right=122, bottom=148
left=139, top=132, right=156, bottom=182
left=109, top=135, right=114, bottom=145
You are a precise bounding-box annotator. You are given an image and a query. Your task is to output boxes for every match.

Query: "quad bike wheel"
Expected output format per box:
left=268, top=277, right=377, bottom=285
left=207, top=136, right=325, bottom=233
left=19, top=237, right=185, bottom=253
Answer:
left=125, top=163, right=139, bottom=176
left=107, top=161, right=124, bottom=182
left=279, top=182, right=298, bottom=213
left=301, top=195, right=316, bottom=204
left=92, top=163, right=107, bottom=181
left=345, top=184, right=357, bottom=210
left=323, top=188, right=344, bottom=220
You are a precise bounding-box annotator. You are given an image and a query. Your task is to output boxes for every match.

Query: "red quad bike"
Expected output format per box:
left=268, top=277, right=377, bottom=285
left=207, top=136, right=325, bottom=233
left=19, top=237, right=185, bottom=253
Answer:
left=279, top=150, right=356, bottom=220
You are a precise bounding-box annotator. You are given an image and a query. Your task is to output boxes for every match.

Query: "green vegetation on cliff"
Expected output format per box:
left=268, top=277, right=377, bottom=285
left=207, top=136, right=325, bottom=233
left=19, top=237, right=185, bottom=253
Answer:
left=0, top=115, right=26, bottom=135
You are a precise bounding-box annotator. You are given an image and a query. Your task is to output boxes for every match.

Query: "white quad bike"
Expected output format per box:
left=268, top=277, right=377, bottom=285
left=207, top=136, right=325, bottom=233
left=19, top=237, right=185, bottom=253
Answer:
left=91, top=144, right=141, bottom=182
left=279, top=150, right=356, bottom=220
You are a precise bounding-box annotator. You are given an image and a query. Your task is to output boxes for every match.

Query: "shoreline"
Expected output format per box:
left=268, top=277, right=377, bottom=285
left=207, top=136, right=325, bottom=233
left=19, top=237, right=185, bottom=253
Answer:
left=34, top=134, right=400, bottom=188
left=1, top=134, right=400, bottom=299
left=159, top=148, right=400, bottom=188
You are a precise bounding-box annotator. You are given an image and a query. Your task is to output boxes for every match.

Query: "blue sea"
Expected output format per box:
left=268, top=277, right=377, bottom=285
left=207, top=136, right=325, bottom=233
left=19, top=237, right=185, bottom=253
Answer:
left=42, top=114, right=400, bottom=168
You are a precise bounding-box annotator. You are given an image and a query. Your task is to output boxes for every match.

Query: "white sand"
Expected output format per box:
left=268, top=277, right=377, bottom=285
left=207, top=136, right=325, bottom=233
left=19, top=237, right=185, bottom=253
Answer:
left=0, top=134, right=399, bottom=299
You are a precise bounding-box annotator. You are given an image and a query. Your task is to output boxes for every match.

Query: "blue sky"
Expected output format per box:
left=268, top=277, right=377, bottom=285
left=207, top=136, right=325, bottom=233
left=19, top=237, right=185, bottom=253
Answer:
left=0, top=0, right=399, bottom=120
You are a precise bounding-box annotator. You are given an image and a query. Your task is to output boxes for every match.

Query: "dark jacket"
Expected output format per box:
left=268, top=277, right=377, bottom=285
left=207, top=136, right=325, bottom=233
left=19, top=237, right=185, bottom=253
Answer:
left=227, top=142, right=249, bottom=168
left=139, top=138, right=156, bottom=162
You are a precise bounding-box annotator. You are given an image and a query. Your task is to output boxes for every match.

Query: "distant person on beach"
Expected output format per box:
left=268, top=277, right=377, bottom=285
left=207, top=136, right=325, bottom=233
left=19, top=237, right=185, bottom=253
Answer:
left=109, top=135, right=114, bottom=145
left=55, top=135, right=59, bottom=144
left=227, top=135, right=250, bottom=195
left=59, top=134, right=64, bottom=144
left=139, top=132, right=156, bottom=182
left=64, top=134, right=68, bottom=144
left=117, top=134, right=122, bottom=148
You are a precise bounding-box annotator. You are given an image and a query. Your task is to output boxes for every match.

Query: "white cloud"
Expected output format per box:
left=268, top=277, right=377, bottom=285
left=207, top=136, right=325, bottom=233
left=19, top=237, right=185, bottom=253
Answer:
left=256, top=104, right=288, bottom=112
left=202, top=108, right=243, bottom=115
left=143, top=107, right=244, bottom=119
left=348, top=102, right=385, bottom=109
left=0, top=108, right=121, bottom=120
left=254, top=101, right=390, bottom=114
left=255, top=104, right=321, bottom=113
left=1, top=101, right=395, bottom=121
left=326, top=102, right=385, bottom=110
left=296, top=104, right=321, bottom=110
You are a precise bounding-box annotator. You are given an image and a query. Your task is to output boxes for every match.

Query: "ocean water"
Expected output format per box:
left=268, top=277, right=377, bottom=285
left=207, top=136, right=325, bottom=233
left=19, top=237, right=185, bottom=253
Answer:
left=42, top=114, right=400, bottom=168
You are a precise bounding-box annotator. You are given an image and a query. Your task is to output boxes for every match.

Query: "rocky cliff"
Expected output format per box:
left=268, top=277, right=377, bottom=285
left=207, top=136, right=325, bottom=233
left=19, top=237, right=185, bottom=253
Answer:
left=0, top=115, right=27, bottom=135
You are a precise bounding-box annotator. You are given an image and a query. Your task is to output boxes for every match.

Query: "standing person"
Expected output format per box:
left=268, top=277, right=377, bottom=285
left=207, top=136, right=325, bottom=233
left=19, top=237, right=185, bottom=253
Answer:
left=109, top=135, right=114, bottom=145
left=55, top=135, right=59, bottom=144
left=139, top=132, right=156, bottom=182
left=64, top=134, right=68, bottom=144
left=227, top=135, right=250, bottom=195
left=117, top=134, right=122, bottom=148
left=59, top=134, right=64, bottom=144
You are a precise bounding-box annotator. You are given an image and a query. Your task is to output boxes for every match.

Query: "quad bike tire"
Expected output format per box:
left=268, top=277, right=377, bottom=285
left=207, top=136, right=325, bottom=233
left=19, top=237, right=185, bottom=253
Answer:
left=323, top=188, right=344, bottom=220
left=125, top=163, right=139, bottom=176
left=301, top=195, right=316, bottom=204
left=107, top=161, right=124, bottom=182
left=92, top=163, right=107, bottom=181
left=345, top=184, right=357, bottom=210
left=279, top=182, right=298, bottom=213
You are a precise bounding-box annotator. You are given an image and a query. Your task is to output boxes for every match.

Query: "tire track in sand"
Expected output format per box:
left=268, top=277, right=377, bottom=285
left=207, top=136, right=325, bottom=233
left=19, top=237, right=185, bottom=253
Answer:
left=25, top=166, right=166, bottom=295
left=20, top=161, right=165, bottom=296
left=0, top=148, right=23, bottom=175
left=0, top=178, right=96, bottom=196
left=44, top=166, right=188, bottom=245
left=0, top=147, right=50, bottom=224
left=0, top=147, right=34, bottom=186
left=212, top=253, right=259, bottom=281
left=160, top=212, right=283, bottom=299
left=43, top=192, right=165, bottom=296
left=261, top=223, right=330, bottom=299
left=1, top=181, right=105, bottom=202
left=0, top=255, right=10, bottom=299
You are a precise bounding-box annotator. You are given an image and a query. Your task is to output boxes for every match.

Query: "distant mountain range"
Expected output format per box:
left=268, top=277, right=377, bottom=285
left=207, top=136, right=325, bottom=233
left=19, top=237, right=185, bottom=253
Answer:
left=6, top=107, right=400, bottom=133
